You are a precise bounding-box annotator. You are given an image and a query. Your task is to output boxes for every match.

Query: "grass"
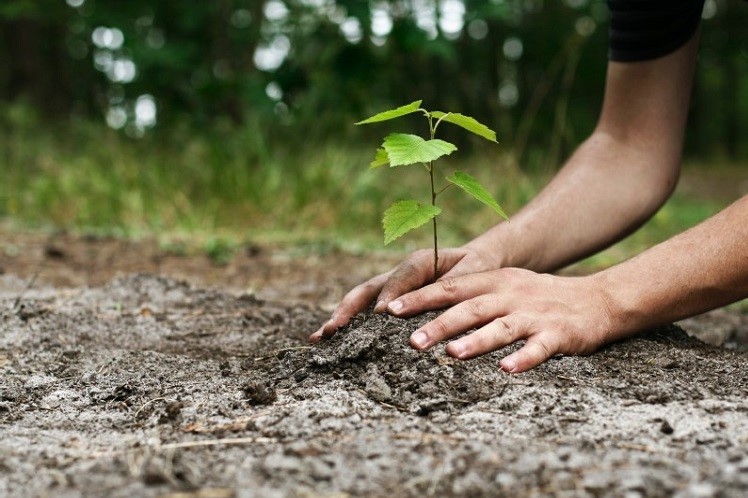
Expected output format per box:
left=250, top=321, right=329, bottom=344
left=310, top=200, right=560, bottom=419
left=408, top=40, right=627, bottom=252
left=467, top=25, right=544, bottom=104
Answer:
left=0, top=105, right=742, bottom=270
left=0, top=105, right=542, bottom=254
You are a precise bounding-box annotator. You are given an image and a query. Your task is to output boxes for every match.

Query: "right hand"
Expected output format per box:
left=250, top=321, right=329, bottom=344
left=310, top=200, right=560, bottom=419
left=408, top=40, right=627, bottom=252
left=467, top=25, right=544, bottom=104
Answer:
left=309, top=245, right=502, bottom=343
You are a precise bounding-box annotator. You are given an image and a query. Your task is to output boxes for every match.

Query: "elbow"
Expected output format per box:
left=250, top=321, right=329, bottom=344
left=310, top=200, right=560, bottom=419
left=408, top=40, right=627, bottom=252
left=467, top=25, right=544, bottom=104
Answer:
left=648, top=159, right=680, bottom=212
left=646, top=141, right=682, bottom=212
left=590, top=128, right=682, bottom=215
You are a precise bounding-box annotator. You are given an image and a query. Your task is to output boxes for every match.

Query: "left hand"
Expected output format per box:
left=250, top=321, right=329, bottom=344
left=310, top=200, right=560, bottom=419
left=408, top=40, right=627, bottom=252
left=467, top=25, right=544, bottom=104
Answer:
left=309, top=245, right=502, bottom=344
left=386, top=267, right=617, bottom=373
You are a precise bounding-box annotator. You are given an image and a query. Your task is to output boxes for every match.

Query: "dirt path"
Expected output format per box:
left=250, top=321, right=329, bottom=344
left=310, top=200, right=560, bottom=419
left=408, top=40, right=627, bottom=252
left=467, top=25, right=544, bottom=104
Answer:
left=1, top=232, right=747, bottom=497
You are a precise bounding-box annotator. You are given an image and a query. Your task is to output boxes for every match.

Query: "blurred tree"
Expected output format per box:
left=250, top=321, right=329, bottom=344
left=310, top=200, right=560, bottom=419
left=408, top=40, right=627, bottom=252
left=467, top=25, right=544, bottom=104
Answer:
left=0, top=0, right=96, bottom=116
left=0, top=0, right=745, bottom=162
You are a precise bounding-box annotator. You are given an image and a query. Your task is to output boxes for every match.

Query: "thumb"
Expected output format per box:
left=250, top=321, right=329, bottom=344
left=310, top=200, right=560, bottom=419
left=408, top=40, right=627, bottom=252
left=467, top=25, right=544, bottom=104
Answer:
left=377, top=249, right=468, bottom=308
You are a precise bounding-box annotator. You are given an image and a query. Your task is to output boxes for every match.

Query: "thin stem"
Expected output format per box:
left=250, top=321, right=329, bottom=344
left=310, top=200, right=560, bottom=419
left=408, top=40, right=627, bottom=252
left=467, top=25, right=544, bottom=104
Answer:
left=427, top=112, right=440, bottom=282
left=435, top=183, right=455, bottom=197
left=430, top=162, right=439, bottom=283
left=426, top=111, right=436, bottom=138
left=432, top=111, right=451, bottom=135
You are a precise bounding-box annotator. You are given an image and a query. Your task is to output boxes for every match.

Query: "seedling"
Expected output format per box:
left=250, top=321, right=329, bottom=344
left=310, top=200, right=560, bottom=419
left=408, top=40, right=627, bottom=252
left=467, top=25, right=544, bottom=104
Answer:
left=356, top=100, right=508, bottom=281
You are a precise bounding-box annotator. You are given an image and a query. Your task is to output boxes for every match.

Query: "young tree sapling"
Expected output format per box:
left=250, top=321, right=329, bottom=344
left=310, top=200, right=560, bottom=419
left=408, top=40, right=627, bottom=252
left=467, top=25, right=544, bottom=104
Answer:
left=356, top=100, right=508, bottom=282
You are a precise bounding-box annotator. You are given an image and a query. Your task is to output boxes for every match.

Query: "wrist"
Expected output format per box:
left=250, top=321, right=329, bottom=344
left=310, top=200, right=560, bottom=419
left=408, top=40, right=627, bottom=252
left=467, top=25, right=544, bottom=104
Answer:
left=591, top=266, right=656, bottom=342
left=463, top=221, right=521, bottom=269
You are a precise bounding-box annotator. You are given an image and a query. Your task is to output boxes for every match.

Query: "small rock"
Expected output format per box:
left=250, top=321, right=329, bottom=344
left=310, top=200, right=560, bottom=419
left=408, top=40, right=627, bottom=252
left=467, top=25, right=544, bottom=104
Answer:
left=660, top=419, right=674, bottom=435
left=242, top=381, right=277, bottom=406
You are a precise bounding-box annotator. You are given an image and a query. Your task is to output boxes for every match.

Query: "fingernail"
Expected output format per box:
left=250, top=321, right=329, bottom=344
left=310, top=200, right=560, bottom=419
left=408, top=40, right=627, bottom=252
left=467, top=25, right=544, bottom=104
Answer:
left=316, top=320, right=335, bottom=338
left=501, top=358, right=517, bottom=373
left=410, top=331, right=429, bottom=349
left=388, top=300, right=403, bottom=314
left=447, top=341, right=466, bottom=358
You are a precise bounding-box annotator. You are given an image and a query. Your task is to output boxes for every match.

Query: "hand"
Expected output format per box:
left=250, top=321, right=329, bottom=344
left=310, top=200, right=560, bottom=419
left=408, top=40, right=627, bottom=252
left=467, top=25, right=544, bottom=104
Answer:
left=309, top=245, right=502, bottom=343
left=386, top=268, right=615, bottom=373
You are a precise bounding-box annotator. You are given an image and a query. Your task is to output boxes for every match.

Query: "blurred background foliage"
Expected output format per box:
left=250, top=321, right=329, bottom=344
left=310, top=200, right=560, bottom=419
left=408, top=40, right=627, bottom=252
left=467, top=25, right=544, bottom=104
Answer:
left=1, top=0, right=747, bottom=262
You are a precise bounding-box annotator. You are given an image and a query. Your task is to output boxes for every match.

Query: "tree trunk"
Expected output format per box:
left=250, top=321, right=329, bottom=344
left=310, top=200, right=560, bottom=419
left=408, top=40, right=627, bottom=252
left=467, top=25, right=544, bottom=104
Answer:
left=0, top=13, right=76, bottom=117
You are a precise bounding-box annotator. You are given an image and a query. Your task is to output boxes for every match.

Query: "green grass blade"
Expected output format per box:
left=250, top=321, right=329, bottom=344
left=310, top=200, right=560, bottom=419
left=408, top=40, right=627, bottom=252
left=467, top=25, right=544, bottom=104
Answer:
left=369, top=148, right=389, bottom=169
left=383, top=200, right=441, bottom=245
left=431, top=111, right=497, bottom=143
left=355, top=100, right=423, bottom=125
left=446, top=171, right=508, bottom=220
left=382, top=133, right=457, bottom=167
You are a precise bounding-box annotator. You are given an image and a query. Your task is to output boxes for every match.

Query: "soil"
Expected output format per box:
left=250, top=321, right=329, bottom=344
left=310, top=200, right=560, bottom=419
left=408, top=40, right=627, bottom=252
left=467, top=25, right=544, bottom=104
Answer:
left=1, top=230, right=748, bottom=498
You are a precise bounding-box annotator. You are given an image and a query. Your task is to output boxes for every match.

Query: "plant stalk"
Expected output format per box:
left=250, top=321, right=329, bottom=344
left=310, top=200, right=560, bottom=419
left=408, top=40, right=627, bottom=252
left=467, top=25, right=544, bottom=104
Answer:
left=429, top=162, right=439, bottom=283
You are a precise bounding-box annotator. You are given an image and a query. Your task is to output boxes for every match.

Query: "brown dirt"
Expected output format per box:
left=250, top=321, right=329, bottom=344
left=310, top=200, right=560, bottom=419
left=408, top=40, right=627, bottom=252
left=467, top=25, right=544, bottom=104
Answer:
left=1, top=230, right=747, bottom=498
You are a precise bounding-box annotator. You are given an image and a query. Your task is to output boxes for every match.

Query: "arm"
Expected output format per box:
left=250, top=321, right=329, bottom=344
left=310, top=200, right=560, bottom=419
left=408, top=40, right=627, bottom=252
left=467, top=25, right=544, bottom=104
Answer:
left=387, top=189, right=748, bottom=373
left=467, top=30, right=699, bottom=272
left=598, top=194, right=748, bottom=338
left=379, top=31, right=748, bottom=372
left=312, top=30, right=699, bottom=344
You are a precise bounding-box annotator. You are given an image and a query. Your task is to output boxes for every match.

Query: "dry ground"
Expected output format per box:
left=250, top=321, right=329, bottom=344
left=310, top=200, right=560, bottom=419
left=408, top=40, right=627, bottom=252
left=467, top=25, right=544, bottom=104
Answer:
left=1, top=230, right=747, bottom=498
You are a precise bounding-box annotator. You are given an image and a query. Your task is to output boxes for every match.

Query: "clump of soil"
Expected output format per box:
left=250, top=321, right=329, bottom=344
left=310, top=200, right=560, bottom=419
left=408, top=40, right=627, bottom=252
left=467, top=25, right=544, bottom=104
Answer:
left=267, top=308, right=509, bottom=414
left=2, top=272, right=748, bottom=498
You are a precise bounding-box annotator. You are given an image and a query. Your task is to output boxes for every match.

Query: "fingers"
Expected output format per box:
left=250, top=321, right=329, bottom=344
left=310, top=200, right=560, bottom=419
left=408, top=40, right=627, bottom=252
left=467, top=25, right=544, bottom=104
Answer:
left=409, top=295, right=510, bottom=350
left=388, top=272, right=497, bottom=317
left=310, top=249, right=467, bottom=344
left=310, top=247, right=486, bottom=344
left=444, top=314, right=528, bottom=359
left=308, top=272, right=391, bottom=343
left=411, top=305, right=559, bottom=373
left=376, top=250, right=458, bottom=310
left=499, top=337, right=557, bottom=373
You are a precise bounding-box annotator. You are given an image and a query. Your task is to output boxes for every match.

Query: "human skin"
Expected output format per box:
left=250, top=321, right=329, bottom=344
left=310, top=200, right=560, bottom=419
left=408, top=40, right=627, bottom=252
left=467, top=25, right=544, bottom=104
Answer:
left=310, top=31, right=748, bottom=372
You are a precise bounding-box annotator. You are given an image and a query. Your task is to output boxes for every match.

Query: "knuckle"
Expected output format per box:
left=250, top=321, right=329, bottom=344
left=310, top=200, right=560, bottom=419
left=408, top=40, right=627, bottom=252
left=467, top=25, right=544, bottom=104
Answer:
left=429, top=318, right=452, bottom=340
left=359, top=281, right=379, bottom=295
left=411, top=249, right=432, bottom=262
left=352, top=278, right=379, bottom=296
left=398, top=260, right=419, bottom=276
left=438, top=277, right=460, bottom=295
left=390, top=260, right=424, bottom=285
left=533, top=338, right=554, bottom=360
left=463, top=298, right=485, bottom=320
left=397, top=252, right=427, bottom=274
left=496, top=319, right=515, bottom=343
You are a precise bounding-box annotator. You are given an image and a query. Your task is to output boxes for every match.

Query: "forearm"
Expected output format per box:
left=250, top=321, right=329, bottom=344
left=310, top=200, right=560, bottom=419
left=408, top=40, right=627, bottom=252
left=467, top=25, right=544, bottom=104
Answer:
left=596, top=194, right=748, bottom=340
left=466, top=132, right=679, bottom=272
left=465, top=33, right=698, bottom=273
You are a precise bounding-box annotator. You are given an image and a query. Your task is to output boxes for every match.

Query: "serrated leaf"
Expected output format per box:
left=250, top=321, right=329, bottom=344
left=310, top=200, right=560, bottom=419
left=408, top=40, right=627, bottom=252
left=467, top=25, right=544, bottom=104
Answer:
left=369, top=148, right=389, bottom=169
left=431, top=111, right=498, bottom=143
left=382, top=133, right=457, bottom=166
left=446, top=171, right=508, bottom=220
left=355, top=100, right=423, bottom=125
left=383, top=200, right=442, bottom=245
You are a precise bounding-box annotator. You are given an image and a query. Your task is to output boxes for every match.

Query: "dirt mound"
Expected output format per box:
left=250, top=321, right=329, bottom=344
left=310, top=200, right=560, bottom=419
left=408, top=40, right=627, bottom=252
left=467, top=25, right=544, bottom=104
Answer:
left=2, top=273, right=748, bottom=497
left=268, top=308, right=508, bottom=414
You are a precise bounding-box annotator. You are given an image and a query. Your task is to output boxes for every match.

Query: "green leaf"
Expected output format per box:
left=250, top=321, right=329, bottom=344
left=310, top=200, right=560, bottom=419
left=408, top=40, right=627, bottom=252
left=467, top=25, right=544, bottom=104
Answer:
left=446, top=171, right=508, bottom=220
left=369, top=148, right=389, bottom=169
left=383, top=200, right=441, bottom=245
left=382, top=133, right=457, bottom=167
left=431, top=111, right=498, bottom=143
left=355, top=100, right=423, bottom=125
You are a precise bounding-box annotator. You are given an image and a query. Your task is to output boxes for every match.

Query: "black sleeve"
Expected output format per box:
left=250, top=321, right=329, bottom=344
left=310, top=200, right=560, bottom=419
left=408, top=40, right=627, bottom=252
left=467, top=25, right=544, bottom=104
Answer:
left=608, top=0, right=706, bottom=62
